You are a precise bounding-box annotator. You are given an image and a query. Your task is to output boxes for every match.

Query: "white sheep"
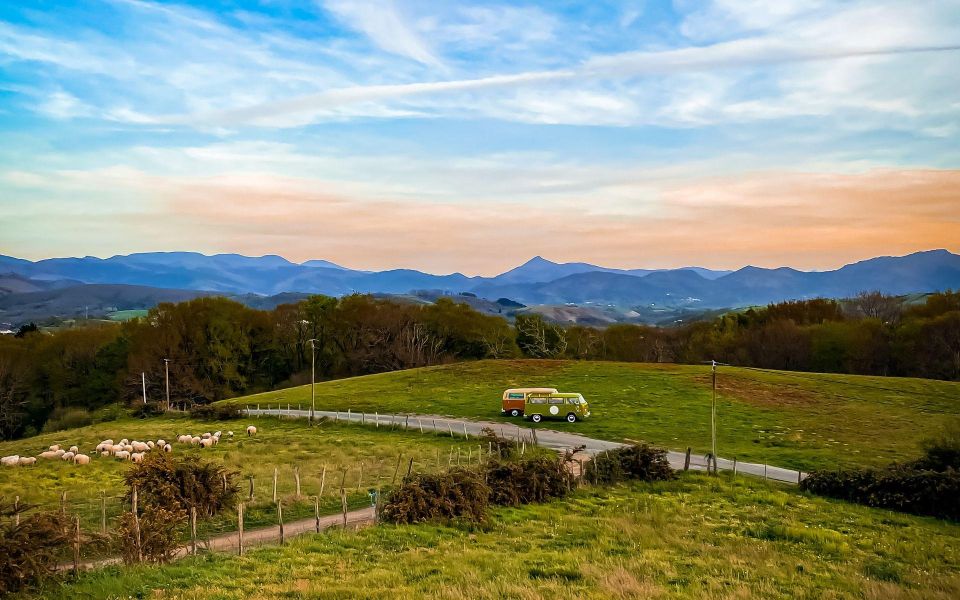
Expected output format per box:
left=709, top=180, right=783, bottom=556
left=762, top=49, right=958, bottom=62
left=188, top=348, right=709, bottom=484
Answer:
left=1, top=455, right=20, bottom=466
left=157, top=439, right=166, bottom=447
left=213, top=430, right=222, bottom=438
left=55, top=448, right=66, bottom=457
left=109, top=444, right=124, bottom=454
left=49, top=444, right=60, bottom=452
left=61, top=451, right=75, bottom=461
left=73, top=454, right=90, bottom=465
left=199, top=438, right=213, bottom=449
left=201, top=432, right=212, bottom=439
left=191, top=436, right=201, bottom=445
left=246, top=425, right=257, bottom=436
left=18, top=456, right=37, bottom=466
left=39, top=450, right=59, bottom=459
left=100, top=451, right=111, bottom=457
left=68, top=445, right=79, bottom=454
left=119, top=438, right=129, bottom=445
left=162, top=444, right=172, bottom=453
left=147, top=441, right=156, bottom=450
left=131, top=452, right=146, bottom=463
left=124, top=444, right=134, bottom=453
left=114, top=450, right=130, bottom=460
left=101, top=439, right=114, bottom=446
left=227, top=431, right=234, bottom=437
left=132, top=441, right=149, bottom=453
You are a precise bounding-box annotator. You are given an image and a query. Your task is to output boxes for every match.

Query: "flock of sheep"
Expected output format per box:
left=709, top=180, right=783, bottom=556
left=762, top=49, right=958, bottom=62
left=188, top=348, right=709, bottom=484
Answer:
left=1, top=425, right=258, bottom=468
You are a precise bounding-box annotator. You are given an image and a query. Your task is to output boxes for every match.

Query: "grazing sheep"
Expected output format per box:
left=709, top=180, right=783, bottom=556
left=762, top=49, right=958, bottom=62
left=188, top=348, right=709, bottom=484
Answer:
left=201, top=432, right=212, bottom=439
left=213, top=430, right=222, bottom=438
left=101, top=439, right=114, bottom=446
left=73, top=454, right=90, bottom=465
left=119, top=438, right=129, bottom=445
left=18, top=456, right=37, bottom=466
left=95, top=443, right=106, bottom=453
left=191, top=436, right=201, bottom=445
left=198, top=438, right=213, bottom=448
left=246, top=425, right=257, bottom=436
left=49, top=444, right=61, bottom=452
left=162, top=444, right=172, bottom=453
left=147, top=441, right=156, bottom=450
left=131, top=452, right=145, bottom=463
left=114, top=450, right=130, bottom=460
left=39, top=450, right=59, bottom=460
left=132, top=441, right=149, bottom=453
left=227, top=431, right=234, bottom=438
left=55, top=448, right=66, bottom=457
left=68, top=445, right=79, bottom=454
left=1, top=455, right=20, bottom=466
left=61, top=451, right=75, bottom=462
left=109, top=444, right=123, bottom=454
left=100, top=451, right=111, bottom=457
left=178, top=434, right=192, bottom=444
left=157, top=439, right=166, bottom=447
left=124, top=444, right=134, bottom=453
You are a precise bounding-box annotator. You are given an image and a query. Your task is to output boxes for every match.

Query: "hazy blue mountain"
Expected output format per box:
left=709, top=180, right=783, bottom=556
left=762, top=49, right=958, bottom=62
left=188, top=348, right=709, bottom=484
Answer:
left=301, top=259, right=353, bottom=270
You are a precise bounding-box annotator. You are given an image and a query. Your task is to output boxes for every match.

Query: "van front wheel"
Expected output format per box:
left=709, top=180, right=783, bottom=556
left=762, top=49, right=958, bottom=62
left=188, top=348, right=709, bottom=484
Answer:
left=531, top=414, right=542, bottom=423
left=509, top=409, right=520, bottom=417
left=566, top=413, right=577, bottom=423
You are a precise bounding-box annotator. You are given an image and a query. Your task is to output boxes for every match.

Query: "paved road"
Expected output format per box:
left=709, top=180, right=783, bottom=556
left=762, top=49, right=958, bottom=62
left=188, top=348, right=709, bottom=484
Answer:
left=244, top=407, right=805, bottom=485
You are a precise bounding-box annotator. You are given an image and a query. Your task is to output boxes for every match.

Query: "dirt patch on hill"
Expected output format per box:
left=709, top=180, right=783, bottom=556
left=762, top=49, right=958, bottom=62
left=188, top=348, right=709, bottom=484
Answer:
left=691, top=373, right=820, bottom=408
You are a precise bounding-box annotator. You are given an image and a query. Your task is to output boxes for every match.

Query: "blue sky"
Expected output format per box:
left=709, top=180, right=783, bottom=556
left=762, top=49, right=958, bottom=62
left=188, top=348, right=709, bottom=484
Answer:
left=0, top=0, right=958, bottom=275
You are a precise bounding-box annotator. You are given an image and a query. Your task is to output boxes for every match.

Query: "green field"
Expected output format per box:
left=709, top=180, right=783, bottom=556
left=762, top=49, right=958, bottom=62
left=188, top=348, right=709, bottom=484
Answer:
left=225, top=360, right=960, bottom=471
left=105, top=309, right=149, bottom=321
left=28, top=473, right=960, bottom=600
left=0, top=415, right=472, bottom=539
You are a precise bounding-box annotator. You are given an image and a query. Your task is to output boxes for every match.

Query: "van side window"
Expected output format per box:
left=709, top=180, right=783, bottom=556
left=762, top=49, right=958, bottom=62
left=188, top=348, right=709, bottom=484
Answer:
left=507, top=393, right=524, bottom=399
left=548, top=398, right=564, bottom=405
left=567, top=397, right=579, bottom=404
left=529, top=397, right=546, bottom=404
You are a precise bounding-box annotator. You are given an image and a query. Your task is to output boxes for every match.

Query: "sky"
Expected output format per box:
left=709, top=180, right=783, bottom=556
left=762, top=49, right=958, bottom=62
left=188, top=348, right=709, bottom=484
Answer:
left=0, top=0, right=958, bottom=276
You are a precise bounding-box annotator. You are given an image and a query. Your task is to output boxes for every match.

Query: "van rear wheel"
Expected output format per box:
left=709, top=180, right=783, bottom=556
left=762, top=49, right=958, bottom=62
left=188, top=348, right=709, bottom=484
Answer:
left=531, top=414, right=542, bottom=423
left=509, top=409, right=520, bottom=417
left=566, top=413, right=577, bottom=423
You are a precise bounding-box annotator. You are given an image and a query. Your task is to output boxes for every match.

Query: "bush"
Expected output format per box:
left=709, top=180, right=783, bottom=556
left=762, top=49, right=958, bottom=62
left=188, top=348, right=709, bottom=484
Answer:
left=381, top=468, right=490, bottom=524
left=800, top=467, right=960, bottom=520
left=0, top=501, right=70, bottom=594
left=909, top=427, right=960, bottom=472
left=486, top=455, right=575, bottom=506
left=124, top=452, right=239, bottom=519
left=40, top=407, right=93, bottom=433
left=477, top=427, right=517, bottom=459
left=189, top=403, right=242, bottom=421
left=114, top=504, right=186, bottom=564
left=584, top=444, right=675, bottom=485
left=130, top=401, right=166, bottom=419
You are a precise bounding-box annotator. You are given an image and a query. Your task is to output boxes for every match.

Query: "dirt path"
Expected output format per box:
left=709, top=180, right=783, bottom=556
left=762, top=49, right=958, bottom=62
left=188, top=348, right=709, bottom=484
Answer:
left=246, top=407, right=807, bottom=485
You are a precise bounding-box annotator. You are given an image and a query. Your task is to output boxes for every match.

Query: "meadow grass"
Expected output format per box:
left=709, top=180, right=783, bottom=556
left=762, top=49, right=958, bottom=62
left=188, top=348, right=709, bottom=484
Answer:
left=223, top=359, right=960, bottom=471
left=26, top=473, right=960, bottom=599
left=0, top=414, right=474, bottom=538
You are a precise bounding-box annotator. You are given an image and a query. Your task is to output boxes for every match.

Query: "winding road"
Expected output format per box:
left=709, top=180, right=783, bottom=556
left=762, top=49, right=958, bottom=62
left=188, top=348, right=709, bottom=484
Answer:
left=243, top=407, right=806, bottom=485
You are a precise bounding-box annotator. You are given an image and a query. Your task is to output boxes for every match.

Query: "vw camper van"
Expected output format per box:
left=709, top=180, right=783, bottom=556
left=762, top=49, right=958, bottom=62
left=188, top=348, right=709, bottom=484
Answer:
left=501, top=388, right=558, bottom=417
left=524, top=392, right=590, bottom=423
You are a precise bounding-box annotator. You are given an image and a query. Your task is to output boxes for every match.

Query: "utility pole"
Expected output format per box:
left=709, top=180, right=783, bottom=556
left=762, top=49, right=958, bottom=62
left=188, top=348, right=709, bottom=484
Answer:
left=141, top=372, right=147, bottom=404
left=164, top=359, right=171, bottom=411
left=711, top=360, right=717, bottom=474
left=307, top=339, right=317, bottom=425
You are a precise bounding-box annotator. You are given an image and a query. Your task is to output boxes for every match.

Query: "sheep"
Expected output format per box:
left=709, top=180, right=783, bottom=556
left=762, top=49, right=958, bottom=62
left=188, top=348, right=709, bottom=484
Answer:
left=178, top=434, right=192, bottom=444
left=100, top=451, right=111, bottom=457
left=119, top=438, right=129, bottom=446
left=201, top=432, right=212, bottom=439
left=73, top=454, right=90, bottom=465
left=227, top=431, right=234, bottom=437
left=132, top=441, right=149, bottom=453
left=131, top=452, right=145, bottom=463
left=61, top=451, right=75, bottom=462
left=246, top=425, right=257, bottom=436
left=68, top=445, right=79, bottom=454
left=163, top=444, right=172, bottom=453
left=95, top=443, right=107, bottom=453
left=124, top=444, right=134, bottom=453
left=157, top=439, right=166, bottom=447
left=199, top=438, right=213, bottom=449
left=213, top=430, right=222, bottom=438
left=146, top=441, right=156, bottom=450
left=55, top=448, right=66, bottom=457
left=191, top=436, right=201, bottom=445
left=18, top=456, right=37, bottom=466
left=39, top=450, right=59, bottom=460
left=109, top=444, right=124, bottom=454
left=1, top=455, right=20, bottom=466
left=49, top=444, right=61, bottom=452
left=114, top=450, right=130, bottom=460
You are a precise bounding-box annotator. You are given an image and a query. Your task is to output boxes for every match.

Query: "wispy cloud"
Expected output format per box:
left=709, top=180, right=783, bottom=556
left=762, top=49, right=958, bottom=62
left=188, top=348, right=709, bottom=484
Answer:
left=321, top=0, right=444, bottom=68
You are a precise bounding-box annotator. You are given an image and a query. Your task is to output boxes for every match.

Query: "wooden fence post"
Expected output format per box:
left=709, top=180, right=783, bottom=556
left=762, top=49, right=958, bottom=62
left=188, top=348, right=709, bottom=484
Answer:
left=248, top=475, right=255, bottom=501
left=294, top=467, right=301, bottom=499
left=278, top=502, right=284, bottom=545
left=448, top=422, right=454, bottom=438
left=73, top=515, right=80, bottom=574
left=273, top=467, right=278, bottom=503
left=432, top=418, right=437, bottom=434
left=132, top=485, right=142, bottom=563
left=100, top=491, right=106, bottom=533
left=339, top=467, right=347, bottom=491
left=375, top=412, right=379, bottom=428
left=357, top=462, right=364, bottom=492
left=190, top=506, right=197, bottom=555
left=315, top=496, right=321, bottom=533
left=406, top=457, right=414, bottom=480
left=577, top=459, right=584, bottom=486
left=764, top=463, right=768, bottom=480
left=14, top=495, right=19, bottom=527
left=319, top=465, right=327, bottom=497
left=733, top=457, right=738, bottom=479
left=340, top=488, right=348, bottom=529
left=238, top=502, right=244, bottom=556
left=683, top=447, right=691, bottom=471
left=797, top=470, right=803, bottom=485
left=361, top=412, right=365, bottom=425
left=418, top=419, right=423, bottom=434
left=392, top=454, right=402, bottom=485
left=463, top=423, right=469, bottom=439
left=60, top=490, right=66, bottom=516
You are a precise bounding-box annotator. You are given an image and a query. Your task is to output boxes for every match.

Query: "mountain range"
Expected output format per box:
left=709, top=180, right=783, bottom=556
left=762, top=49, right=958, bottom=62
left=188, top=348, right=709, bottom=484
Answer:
left=0, top=249, right=958, bottom=326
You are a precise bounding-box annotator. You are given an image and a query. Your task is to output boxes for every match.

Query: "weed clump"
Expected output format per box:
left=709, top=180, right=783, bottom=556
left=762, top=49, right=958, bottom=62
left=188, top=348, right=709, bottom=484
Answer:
left=114, top=504, right=186, bottom=564
left=380, top=468, right=490, bottom=524
left=584, top=444, right=675, bottom=485
left=486, top=455, right=575, bottom=506
left=189, top=404, right=242, bottom=421
left=0, top=500, right=71, bottom=594
left=124, top=452, right=239, bottom=519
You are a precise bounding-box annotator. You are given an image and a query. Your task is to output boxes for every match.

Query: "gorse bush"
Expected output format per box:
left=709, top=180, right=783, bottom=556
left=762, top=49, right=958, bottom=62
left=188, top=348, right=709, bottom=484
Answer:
left=380, top=468, right=490, bottom=524
left=584, top=444, right=675, bottom=485
left=189, top=403, right=242, bottom=421
left=486, top=455, right=575, bottom=506
left=114, top=504, right=186, bottom=565
left=40, top=407, right=93, bottom=432
left=131, top=401, right=166, bottom=419
left=801, top=431, right=960, bottom=520
left=0, top=500, right=71, bottom=595
left=124, top=452, right=239, bottom=518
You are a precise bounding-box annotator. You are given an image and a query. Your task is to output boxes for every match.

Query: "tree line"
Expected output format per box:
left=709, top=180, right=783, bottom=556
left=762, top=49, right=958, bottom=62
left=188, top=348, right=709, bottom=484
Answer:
left=1, top=290, right=957, bottom=440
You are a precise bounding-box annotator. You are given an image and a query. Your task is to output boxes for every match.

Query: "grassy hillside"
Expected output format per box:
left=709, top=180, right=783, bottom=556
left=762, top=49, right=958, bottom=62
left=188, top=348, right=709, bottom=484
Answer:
left=224, top=360, right=960, bottom=471
left=0, top=415, right=470, bottom=536
left=29, top=474, right=960, bottom=599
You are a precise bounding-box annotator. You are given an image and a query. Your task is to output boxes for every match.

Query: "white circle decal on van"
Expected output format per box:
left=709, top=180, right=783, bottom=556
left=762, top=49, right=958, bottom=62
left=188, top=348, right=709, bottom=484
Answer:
left=549, top=405, right=559, bottom=415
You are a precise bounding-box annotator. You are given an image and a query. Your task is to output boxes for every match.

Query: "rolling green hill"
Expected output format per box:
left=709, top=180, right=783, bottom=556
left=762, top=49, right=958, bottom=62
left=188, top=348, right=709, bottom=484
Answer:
left=224, top=360, right=960, bottom=471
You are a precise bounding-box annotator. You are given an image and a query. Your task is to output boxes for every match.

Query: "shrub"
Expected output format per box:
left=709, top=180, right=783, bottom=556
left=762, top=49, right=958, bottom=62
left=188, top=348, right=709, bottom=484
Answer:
left=800, top=467, right=960, bottom=520
left=0, top=501, right=70, bottom=594
left=130, top=401, right=166, bottom=419
left=486, top=455, right=575, bottom=506
left=477, top=427, right=516, bottom=459
left=114, top=504, right=186, bottom=564
left=584, top=444, right=675, bottom=485
left=381, top=468, right=490, bottom=524
left=189, top=403, right=242, bottom=421
left=124, top=452, right=239, bottom=518
left=909, top=427, right=960, bottom=472
left=41, top=407, right=93, bottom=432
